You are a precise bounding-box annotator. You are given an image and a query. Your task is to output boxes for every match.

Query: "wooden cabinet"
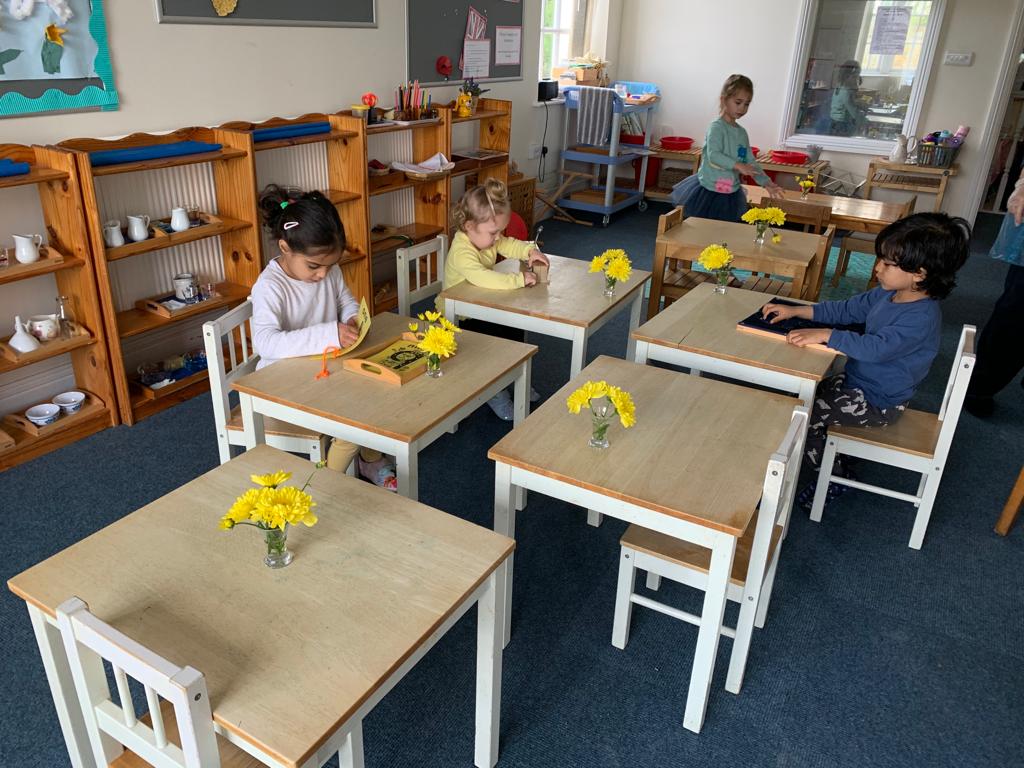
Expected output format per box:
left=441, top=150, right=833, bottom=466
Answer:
left=58, top=128, right=262, bottom=425
left=0, top=144, right=118, bottom=470
left=863, top=158, right=958, bottom=212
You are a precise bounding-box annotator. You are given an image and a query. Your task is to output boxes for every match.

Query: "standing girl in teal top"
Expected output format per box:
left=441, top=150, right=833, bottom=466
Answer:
left=672, top=74, right=782, bottom=221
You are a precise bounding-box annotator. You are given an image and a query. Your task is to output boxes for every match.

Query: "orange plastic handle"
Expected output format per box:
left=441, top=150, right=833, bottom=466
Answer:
left=315, top=346, right=342, bottom=379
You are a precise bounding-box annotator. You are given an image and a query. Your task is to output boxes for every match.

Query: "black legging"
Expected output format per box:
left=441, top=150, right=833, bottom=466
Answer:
left=968, top=264, right=1024, bottom=398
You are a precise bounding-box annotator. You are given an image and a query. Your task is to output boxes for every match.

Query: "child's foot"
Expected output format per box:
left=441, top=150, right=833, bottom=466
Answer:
left=358, top=455, right=398, bottom=492
left=488, top=389, right=515, bottom=421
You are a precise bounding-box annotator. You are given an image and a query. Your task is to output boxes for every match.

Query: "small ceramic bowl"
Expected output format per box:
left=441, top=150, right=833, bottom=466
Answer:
left=52, top=391, right=86, bottom=414
left=26, top=403, right=61, bottom=426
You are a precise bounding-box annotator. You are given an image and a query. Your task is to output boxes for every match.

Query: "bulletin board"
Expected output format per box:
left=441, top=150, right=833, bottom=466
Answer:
left=0, top=0, right=119, bottom=118
left=155, top=0, right=377, bottom=27
left=408, top=1, right=523, bottom=86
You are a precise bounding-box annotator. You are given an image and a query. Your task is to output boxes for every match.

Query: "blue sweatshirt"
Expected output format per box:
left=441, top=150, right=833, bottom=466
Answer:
left=814, top=288, right=941, bottom=409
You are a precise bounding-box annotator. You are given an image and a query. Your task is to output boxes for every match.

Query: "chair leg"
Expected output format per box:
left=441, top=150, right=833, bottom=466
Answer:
left=725, top=588, right=759, bottom=695
left=909, top=468, right=941, bottom=550
left=810, top=438, right=840, bottom=523
left=645, top=571, right=662, bottom=591
left=754, top=552, right=781, bottom=630
left=995, top=466, right=1024, bottom=536
left=830, top=247, right=849, bottom=287
left=611, top=547, right=637, bottom=650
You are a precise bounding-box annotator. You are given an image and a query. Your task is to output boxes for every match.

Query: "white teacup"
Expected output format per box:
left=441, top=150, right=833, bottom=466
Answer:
left=170, top=207, right=190, bottom=233
left=173, top=273, right=198, bottom=301
left=127, top=214, right=151, bottom=242
left=27, top=313, right=60, bottom=341
left=103, top=220, right=125, bottom=248
left=13, top=233, right=43, bottom=264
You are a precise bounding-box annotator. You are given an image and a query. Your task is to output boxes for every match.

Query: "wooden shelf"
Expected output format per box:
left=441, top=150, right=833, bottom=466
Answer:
left=328, top=189, right=362, bottom=205
left=0, top=405, right=111, bottom=471
left=367, top=121, right=444, bottom=135
left=129, top=374, right=212, bottom=422
left=0, top=166, right=68, bottom=190
left=0, top=332, right=95, bottom=374
left=452, top=109, right=506, bottom=124
left=0, top=247, right=81, bottom=285
left=253, top=130, right=358, bottom=152
left=116, top=283, right=248, bottom=339
left=370, top=224, right=444, bottom=256
left=370, top=176, right=418, bottom=196
left=105, top=215, right=252, bottom=262
left=90, top=146, right=248, bottom=177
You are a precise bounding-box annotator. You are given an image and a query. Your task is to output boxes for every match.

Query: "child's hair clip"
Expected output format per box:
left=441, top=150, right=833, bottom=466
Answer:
left=280, top=200, right=290, bottom=209
left=283, top=220, right=299, bottom=230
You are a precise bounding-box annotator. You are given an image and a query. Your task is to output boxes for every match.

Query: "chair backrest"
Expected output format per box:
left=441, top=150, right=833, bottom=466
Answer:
left=658, top=206, right=684, bottom=236
left=933, top=325, right=976, bottom=462
left=900, top=195, right=918, bottom=217
left=804, top=224, right=837, bottom=301
left=761, top=198, right=832, bottom=234
left=202, top=300, right=258, bottom=464
left=57, top=597, right=220, bottom=768
left=505, top=211, right=529, bottom=240
left=396, top=235, right=448, bottom=317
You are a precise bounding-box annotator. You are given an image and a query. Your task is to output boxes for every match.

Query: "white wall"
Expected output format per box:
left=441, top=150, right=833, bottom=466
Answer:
left=616, top=0, right=1023, bottom=219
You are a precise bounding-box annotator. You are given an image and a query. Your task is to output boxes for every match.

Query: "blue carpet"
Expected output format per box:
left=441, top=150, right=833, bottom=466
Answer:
left=1, top=209, right=1021, bottom=767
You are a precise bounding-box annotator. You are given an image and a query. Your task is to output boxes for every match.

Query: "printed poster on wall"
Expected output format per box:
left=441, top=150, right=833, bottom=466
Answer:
left=870, top=6, right=911, bottom=55
left=494, top=26, right=521, bottom=66
left=462, top=38, right=491, bottom=79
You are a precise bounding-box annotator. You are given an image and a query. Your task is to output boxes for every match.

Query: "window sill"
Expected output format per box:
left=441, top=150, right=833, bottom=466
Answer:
left=533, top=98, right=566, bottom=107
left=783, top=134, right=900, bottom=156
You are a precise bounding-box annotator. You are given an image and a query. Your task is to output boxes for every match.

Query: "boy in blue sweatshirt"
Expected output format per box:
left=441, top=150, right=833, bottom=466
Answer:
left=763, top=212, right=971, bottom=507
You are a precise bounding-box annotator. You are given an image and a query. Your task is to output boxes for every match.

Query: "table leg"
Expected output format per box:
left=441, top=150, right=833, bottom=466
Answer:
left=512, top=361, right=530, bottom=512
left=337, top=721, right=365, bottom=768
left=395, top=444, right=419, bottom=501
left=444, top=296, right=457, bottom=325
left=27, top=605, right=100, bottom=768
left=648, top=242, right=668, bottom=319
left=797, top=378, right=817, bottom=409
left=684, top=531, right=736, bottom=733
left=791, top=267, right=807, bottom=301
left=475, top=562, right=505, bottom=768
left=634, top=339, right=650, bottom=365
left=569, top=327, right=588, bottom=378
left=493, top=462, right=517, bottom=648
left=239, top=393, right=266, bottom=450
left=587, top=510, right=604, bottom=527
left=625, top=291, right=643, bottom=363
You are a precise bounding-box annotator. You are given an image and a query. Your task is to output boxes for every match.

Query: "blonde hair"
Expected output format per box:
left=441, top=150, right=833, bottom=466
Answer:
left=451, top=179, right=511, bottom=232
left=719, top=74, right=754, bottom=112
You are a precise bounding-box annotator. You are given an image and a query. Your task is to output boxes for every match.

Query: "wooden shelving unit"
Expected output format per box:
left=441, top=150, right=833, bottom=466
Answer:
left=450, top=98, right=512, bottom=190
left=0, top=144, right=118, bottom=471
left=58, top=127, right=262, bottom=425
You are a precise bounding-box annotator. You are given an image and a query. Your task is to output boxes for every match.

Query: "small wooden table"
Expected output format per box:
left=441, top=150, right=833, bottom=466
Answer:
left=441, top=254, right=652, bottom=378
left=632, top=283, right=839, bottom=406
left=488, top=356, right=798, bottom=733
left=864, top=158, right=959, bottom=212
left=742, top=184, right=904, bottom=234
left=233, top=313, right=537, bottom=500
left=651, top=216, right=823, bottom=319
left=7, top=445, right=514, bottom=768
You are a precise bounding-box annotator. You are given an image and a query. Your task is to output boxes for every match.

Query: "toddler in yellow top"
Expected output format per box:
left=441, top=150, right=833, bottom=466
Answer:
left=438, top=179, right=549, bottom=309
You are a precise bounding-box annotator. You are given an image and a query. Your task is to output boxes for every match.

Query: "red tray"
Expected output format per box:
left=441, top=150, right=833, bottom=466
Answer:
left=769, top=150, right=809, bottom=164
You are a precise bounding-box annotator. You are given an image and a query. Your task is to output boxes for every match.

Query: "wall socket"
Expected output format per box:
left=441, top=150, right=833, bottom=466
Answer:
left=528, top=143, right=542, bottom=159
left=943, top=51, right=974, bottom=66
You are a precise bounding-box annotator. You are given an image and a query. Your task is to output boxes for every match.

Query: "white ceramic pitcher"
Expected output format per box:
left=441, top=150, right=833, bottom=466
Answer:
left=170, top=207, right=190, bottom=233
left=9, top=316, right=41, bottom=353
left=13, top=233, right=42, bottom=264
left=127, top=214, right=151, bottom=242
left=889, top=135, right=918, bottom=164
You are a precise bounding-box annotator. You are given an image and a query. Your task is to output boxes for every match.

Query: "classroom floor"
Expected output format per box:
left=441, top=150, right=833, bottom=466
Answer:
left=1, top=206, right=1020, bottom=768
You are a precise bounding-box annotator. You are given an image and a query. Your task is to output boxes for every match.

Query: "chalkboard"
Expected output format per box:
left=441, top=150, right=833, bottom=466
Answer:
left=155, top=0, right=376, bottom=27
left=408, top=2, right=523, bottom=86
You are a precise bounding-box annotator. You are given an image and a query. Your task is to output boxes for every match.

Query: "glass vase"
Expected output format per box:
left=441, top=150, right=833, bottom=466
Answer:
left=603, top=275, right=617, bottom=297
left=264, top=525, right=293, bottom=569
left=754, top=221, right=768, bottom=245
left=426, top=354, right=443, bottom=378
left=800, top=188, right=811, bottom=200
left=714, top=268, right=732, bottom=294
left=589, top=397, right=616, bottom=449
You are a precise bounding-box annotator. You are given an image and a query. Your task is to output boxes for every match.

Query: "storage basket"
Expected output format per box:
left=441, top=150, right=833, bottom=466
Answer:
left=915, top=141, right=960, bottom=169
left=658, top=166, right=690, bottom=189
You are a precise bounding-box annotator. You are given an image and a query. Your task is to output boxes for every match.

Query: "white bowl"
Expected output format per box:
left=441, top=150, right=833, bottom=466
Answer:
left=52, top=391, right=86, bottom=414
left=26, top=403, right=61, bottom=426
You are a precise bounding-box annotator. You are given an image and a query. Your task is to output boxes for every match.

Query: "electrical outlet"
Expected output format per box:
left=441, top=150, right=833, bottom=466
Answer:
left=943, top=51, right=974, bottom=66
left=528, top=144, right=542, bottom=159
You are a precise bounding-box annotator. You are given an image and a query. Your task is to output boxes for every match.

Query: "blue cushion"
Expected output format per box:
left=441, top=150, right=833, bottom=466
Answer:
left=0, top=159, right=30, bottom=177
left=252, top=122, right=332, bottom=142
left=89, top=141, right=222, bottom=168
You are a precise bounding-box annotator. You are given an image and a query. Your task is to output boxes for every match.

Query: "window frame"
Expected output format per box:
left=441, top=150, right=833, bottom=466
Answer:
left=538, top=0, right=592, bottom=83
left=779, top=0, right=947, bottom=155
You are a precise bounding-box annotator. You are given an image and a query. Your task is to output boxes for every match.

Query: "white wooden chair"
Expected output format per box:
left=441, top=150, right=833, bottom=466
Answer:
left=56, top=597, right=261, bottom=768
left=396, top=235, right=447, bottom=317
left=203, top=300, right=327, bottom=465
left=612, top=408, right=807, bottom=696
left=810, top=325, right=976, bottom=549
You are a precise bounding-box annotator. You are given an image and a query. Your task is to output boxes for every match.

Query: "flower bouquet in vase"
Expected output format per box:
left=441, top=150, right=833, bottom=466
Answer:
left=698, top=243, right=735, bottom=294
left=566, top=380, right=636, bottom=449
left=741, top=206, right=786, bottom=245
left=796, top=174, right=815, bottom=200
left=589, top=248, right=632, bottom=297
left=408, top=310, right=461, bottom=378
left=220, top=466, right=322, bottom=568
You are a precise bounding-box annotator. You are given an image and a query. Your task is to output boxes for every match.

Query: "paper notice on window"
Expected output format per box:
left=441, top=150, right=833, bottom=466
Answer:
left=462, top=39, right=491, bottom=79
left=870, top=6, right=911, bottom=55
left=495, top=26, right=521, bottom=66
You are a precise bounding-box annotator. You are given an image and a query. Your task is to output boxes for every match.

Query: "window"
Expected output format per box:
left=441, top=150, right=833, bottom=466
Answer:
left=539, top=0, right=592, bottom=80
left=782, top=0, right=946, bottom=154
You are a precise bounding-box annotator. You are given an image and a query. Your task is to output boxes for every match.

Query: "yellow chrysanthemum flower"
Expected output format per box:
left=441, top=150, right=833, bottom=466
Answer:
left=741, top=208, right=765, bottom=224
left=607, top=386, right=636, bottom=428
left=418, top=325, right=458, bottom=358
left=439, top=316, right=462, bottom=333
left=408, top=322, right=419, bottom=332
left=566, top=380, right=610, bottom=414
left=251, top=471, right=291, bottom=488
left=764, top=207, right=786, bottom=227
left=423, top=310, right=442, bottom=323
left=252, top=486, right=317, bottom=529
left=698, top=243, right=733, bottom=271
left=606, top=256, right=632, bottom=283
left=772, top=234, right=782, bottom=244
left=589, top=253, right=609, bottom=273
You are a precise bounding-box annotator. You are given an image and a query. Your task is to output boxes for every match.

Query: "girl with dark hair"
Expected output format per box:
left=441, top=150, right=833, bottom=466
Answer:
left=251, top=184, right=397, bottom=491
left=761, top=212, right=971, bottom=507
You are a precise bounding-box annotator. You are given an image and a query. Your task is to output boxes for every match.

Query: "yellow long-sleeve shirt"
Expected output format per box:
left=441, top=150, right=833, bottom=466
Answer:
left=436, top=230, right=535, bottom=311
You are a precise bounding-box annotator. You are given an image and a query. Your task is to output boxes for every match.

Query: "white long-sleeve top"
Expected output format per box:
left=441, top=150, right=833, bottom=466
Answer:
left=251, top=258, right=359, bottom=369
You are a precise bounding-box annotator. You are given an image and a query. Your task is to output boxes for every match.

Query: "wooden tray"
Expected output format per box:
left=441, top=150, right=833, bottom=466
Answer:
left=403, top=169, right=450, bottom=181
left=135, top=290, right=222, bottom=319
left=341, top=333, right=432, bottom=385
left=2, top=390, right=104, bottom=438
left=0, top=426, right=14, bottom=451
left=369, top=170, right=405, bottom=192
left=0, top=323, right=92, bottom=364
left=0, top=244, right=63, bottom=276
left=131, top=367, right=208, bottom=400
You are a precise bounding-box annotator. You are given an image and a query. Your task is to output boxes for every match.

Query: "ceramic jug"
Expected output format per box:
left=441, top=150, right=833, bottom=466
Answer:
left=9, top=316, right=41, bottom=353
left=889, top=135, right=917, bottom=163
left=127, top=214, right=151, bottom=242
left=27, top=314, right=60, bottom=341
left=170, top=207, right=190, bottom=233
left=103, top=220, right=125, bottom=248
left=13, top=233, right=42, bottom=264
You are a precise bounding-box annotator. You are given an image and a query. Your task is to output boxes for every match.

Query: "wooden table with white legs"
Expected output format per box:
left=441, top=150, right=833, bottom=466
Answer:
left=8, top=445, right=513, bottom=768
left=487, top=356, right=798, bottom=733
left=440, top=254, right=652, bottom=379
left=233, top=312, right=537, bottom=500
left=632, top=283, right=840, bottom=407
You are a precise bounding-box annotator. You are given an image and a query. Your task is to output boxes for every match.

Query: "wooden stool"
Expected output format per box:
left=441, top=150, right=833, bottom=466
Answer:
left=995, top=465, right=1024, bottom=536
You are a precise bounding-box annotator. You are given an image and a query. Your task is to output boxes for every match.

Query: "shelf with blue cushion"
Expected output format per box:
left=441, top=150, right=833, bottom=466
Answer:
left=75, top=139, right=248, bottom=177
left=249, top=121, right=358, bottom=152
left=0, top=162, right=68, bottom=189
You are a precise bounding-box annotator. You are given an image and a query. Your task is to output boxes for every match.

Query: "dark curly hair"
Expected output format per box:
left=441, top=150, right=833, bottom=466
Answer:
left=874, top=212, right=970, bottom=299
left=258, top=184, right=345, bottom=256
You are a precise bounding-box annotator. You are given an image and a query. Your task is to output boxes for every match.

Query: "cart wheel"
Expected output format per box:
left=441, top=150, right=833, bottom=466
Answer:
left=602, top=215, right=610, bottom=226
left=638, top=200, right=648, bottom=212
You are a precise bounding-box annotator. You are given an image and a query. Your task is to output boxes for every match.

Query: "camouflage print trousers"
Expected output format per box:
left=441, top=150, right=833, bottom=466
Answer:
left=805, top=374, right=906, bottom=469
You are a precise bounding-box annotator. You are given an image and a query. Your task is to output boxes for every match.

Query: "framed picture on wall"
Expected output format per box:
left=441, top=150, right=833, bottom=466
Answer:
left=154, top=0, right=377, bottom=27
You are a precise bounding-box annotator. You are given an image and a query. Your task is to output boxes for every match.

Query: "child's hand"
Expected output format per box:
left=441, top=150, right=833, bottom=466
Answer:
left=527, top=248, right=549, bottom=267
left=523, top=271, right=538, bottom=287
left=762, top=302, right=812, bottom=323
left=787, top=328, right=831, bottom=347
left=338, top=320, right=359, bottom=347
left=766, top=183, right=785, bottom=199
left=735, top=162, right=757, bottom=177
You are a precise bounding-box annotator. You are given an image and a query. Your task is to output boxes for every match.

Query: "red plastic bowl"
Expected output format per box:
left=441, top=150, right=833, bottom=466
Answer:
left=751, top=146, right=761, bottom=158
left=660, top=136, right=693, bottom=151
left=770, top=149, right=809, bottom=164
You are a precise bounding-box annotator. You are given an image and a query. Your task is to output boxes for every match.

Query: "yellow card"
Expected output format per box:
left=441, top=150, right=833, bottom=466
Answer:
left=308, top=297, right=372, bottom=359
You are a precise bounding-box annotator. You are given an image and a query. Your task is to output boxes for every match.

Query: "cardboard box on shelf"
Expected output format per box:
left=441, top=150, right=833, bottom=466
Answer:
left=552, top=66, right=601, bottom=85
